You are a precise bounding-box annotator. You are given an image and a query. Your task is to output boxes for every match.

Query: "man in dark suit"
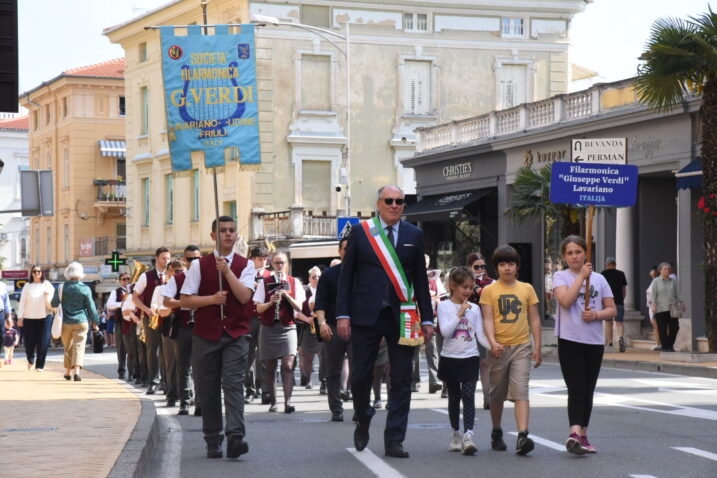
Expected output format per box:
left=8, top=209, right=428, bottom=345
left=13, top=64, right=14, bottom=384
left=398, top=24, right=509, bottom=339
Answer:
left=337, top=184, right=434, bottom=459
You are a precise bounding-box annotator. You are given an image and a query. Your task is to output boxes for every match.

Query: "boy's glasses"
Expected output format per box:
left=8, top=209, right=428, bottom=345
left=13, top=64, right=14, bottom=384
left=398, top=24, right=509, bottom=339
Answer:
left=383, top=198, right=405, bottom=206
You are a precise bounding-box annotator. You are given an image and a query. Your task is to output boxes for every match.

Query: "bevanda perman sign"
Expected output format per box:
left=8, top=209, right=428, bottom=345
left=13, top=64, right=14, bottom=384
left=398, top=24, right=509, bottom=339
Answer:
left=550, top=162, right=638, bottom=207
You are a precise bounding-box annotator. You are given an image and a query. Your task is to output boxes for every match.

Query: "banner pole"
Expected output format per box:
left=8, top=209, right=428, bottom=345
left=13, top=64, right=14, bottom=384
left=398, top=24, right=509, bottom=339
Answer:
left=584, top=204, right=595, bottom=311
left=200, top=0, right=224, bottom=318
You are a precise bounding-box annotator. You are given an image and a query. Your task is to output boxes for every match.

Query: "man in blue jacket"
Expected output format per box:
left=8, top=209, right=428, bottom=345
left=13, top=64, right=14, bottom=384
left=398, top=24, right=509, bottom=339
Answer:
left=336, top=184, right=433, bottom=458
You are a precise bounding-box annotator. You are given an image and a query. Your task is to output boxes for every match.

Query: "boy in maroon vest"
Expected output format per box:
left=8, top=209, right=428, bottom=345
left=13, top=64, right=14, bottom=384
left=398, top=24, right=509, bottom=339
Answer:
left=132, top=246, right=171, bottom=394
left=180, top=216, right=255, bottom=459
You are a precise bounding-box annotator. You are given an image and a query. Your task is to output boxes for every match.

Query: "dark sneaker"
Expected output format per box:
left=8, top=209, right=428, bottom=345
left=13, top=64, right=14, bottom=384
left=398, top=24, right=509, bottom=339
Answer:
left=566, top=433, right=588, bottom=455
left=491, top=428, right=507, bottom=451
left=618, top=337, right=626, bottom=353
left=516, top=432, right=534, bottom=456
left=206, top=442, right=223, bottom=459
left=227, top=436, right=249, bottom=458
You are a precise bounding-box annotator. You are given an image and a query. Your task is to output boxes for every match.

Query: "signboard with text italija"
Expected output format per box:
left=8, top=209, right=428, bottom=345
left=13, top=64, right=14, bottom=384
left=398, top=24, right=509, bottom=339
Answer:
left=159, top=24, right=260, bottom=171
left=550, top=162, right=638, bottom=207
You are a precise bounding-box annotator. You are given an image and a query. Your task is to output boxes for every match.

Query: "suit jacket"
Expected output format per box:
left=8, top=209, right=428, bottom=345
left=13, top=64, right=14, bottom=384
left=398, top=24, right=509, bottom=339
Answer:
left=337, top=220, right=433, bottom=328
left=314, top=263, right=341, bottom=326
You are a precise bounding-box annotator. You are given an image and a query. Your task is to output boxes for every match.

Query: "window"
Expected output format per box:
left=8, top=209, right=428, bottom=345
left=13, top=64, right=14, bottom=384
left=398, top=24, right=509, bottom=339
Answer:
left=62, top=97, right=68, bottom=118
left=63, top=224, right=69, bottom=262
left=301, top=55, right=331, bottom=111
left=140, top=87, right=149, bottom=135
left=20, top=237, right=27, bottom=261
left=142, top=178, right=150, bottom=226
left=46, top=226, right=52, bottom=264
left=117, top=158, right=126, bottom=179
left=302, top=5, right=330, bottom=27
left=225, top=147, right=240, bottom=163
left=119, top=96, right=126, bottom=116
left=116, top=223, right=126, bottom=250
left=403, top=13, right=428, bottom=32
left=139, top=42, right=148, bottom=62
left=499, top=64, right=527, bottom=109
left=224, top=201, right=237, bottom=222
left=302, top=160, right=331, bottom=213
left=165, top=174, right=174, bottom=224
left=63, top=148, right=69, bottom=187
left=403, top=60, right=431, bottom=115
left=502, top=17, right=524, bottom=37
left=191, top=169, right=200, bottom=222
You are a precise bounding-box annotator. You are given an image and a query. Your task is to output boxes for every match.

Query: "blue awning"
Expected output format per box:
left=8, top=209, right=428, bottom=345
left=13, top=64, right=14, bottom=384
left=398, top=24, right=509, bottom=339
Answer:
left=675, top=159, right=702, bottom=190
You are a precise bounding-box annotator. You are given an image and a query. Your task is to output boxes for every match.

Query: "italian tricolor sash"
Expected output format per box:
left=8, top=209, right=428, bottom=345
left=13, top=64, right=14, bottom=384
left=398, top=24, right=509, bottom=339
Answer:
left=362, top=217, right=424, bottom=346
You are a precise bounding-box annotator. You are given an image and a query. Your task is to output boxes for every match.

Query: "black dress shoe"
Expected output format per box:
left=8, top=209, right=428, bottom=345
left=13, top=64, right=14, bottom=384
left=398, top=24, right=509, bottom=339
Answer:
left=226, top=436, right=249, bottom=458
left=73, top=375, right=82, bottom=382
left=261, top=393, right=271, bottom=405
left=178, top=403, right=189, bottom=415
left=385, top=441, right=409, bottom=458
left=64, top=374, right=71, bottom=381
left=411, top=383, right=420, bottom=393
left=331, top=410, right=344, bottom=422
left=354, top=422, right=370, bottom=451
left=206, top=442, right=223, bottom=459
left=428, top=383, right=442, bottom=394
left=167, top=399, right=176, bottom=407
left=194, top=404, right=202, bottom=416
left=146, top=385, right=156, bottom=395
left=118, top=373, right=125, bottom=380
left=135, top=377, right=143, bottom=385
left=284, top=404, right=295, bottom=414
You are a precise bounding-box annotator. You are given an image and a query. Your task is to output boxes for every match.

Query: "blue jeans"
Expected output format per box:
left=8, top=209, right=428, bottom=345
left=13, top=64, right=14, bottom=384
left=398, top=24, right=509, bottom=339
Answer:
left=24, top=315, right=53, bottom=369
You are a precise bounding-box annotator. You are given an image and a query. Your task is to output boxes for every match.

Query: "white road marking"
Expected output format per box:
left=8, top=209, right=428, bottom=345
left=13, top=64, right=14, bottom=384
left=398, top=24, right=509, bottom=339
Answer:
left=672, top=447, right=717, bottom=462
left=629, top=475, right=659, bottom=478
left=347, top=447, right=405, bottom=478
left=507, top=431, right=565, bottom=452
left=430, top=408, right=448, bottom=415
left=156, top=413, right=182, bottom=478
left=658, top=387, right=717, bottom=395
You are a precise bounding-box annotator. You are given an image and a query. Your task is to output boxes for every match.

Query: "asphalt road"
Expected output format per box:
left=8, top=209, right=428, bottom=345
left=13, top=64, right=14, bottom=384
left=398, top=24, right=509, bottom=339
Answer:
left=50, top=349, right=717, bottom=478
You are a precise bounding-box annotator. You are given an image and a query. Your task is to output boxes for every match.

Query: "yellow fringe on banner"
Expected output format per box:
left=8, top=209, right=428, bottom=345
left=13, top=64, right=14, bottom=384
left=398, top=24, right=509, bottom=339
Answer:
left=239, top=163, right=262, bottom=172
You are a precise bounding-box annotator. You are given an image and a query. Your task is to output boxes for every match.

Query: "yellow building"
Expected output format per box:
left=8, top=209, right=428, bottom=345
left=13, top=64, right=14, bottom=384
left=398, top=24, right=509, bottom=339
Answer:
left=106, top=0, right=590, bottom=261
left=19, top=58, right=127, bottom=287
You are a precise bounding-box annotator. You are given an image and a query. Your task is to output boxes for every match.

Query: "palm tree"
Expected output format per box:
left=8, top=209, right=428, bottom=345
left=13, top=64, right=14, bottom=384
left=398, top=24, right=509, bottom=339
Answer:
left=635, top=9, right=717, bottom=352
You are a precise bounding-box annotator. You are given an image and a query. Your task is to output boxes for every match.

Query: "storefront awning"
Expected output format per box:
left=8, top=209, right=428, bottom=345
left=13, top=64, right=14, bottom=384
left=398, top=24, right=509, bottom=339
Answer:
left=403, top=189, right=492, bottom=222
left=98, top=140, right=126, bottom=157
left=675, top=159, right=702, bottom=190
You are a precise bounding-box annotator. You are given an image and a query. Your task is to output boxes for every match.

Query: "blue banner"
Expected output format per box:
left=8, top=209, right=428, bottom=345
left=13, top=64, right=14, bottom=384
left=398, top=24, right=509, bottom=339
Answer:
left=550, top=161, right=638, bottom=207
left=159, top=24, right=260, bottom=171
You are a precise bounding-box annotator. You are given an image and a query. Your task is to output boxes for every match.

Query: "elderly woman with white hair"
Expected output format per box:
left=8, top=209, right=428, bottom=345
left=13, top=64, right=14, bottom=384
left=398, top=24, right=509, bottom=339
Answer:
left=51, top=261, right=100, bottom=381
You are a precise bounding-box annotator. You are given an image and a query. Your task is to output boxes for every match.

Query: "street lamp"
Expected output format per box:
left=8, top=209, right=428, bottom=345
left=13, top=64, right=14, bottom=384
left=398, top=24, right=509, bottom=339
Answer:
left=250, top=14, right=352, bottom=216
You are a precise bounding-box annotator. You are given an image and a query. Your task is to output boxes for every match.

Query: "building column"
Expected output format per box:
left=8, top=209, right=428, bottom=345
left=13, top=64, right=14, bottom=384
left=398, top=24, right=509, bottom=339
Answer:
left=615, top=206, right=635, bottom=310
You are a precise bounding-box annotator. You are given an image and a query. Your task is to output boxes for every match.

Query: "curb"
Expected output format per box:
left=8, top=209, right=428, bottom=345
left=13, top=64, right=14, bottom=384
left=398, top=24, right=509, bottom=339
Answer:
left=599, top=358, right=717, bottom=379
left=108, top=396, right=159, bottom=478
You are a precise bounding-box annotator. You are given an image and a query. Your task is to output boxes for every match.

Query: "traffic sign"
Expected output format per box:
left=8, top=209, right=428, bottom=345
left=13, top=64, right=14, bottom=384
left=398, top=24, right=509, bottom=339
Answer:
left=337, top=217, right=360, bottom=239
left=572, top=138, right=627, bottom=164
left=14, top=279, right=28, bottom=292
left=550, top=162, right=638, bottom=207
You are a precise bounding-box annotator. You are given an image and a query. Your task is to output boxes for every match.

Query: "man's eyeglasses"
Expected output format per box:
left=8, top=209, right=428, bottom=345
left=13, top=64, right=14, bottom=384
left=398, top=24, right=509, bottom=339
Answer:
left=383, top=198, right=405, bottom=206
left=186, top=256, right=199, bottom=262
left=120, top=277, right=130, bottom=282
left=473, top=265, right=486, bottom=270
left=310, top=275, right=320, bottom=280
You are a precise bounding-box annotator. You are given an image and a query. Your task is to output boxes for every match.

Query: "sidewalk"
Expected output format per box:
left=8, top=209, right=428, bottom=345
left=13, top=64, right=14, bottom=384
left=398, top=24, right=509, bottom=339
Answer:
left=0, top=358, right=143, bottom=478
left=543, top=346, right=717, bottom=379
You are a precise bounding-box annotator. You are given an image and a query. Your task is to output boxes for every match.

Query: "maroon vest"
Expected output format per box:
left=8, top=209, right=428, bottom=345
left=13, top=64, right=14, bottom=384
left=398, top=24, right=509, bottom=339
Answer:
left=195, top=253, right=251, bottom=342
left=301, top=286, right=313, bottom=317
left=259, top=275, right=297, bottom=327
left=140, top=270, right=162, bottom=316
left=172, top=271, right=192, bottom=328
left=112, top=287, right=126, bottom=322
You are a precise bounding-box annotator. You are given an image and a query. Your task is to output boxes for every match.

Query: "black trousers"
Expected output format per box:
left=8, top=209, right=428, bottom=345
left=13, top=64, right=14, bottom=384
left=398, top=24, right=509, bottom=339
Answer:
left=122, top=326, right=139, bottom=379
left=325, top=324, right=352, bottom=412
left=558, top=338, right=603, bottom=428
left=115, top=319, right=126, bottom=377
left=172, top=325, right=195, bottom=404
left=23, top=316, right=52, bottom=369
left=351, top=308, right=415, bottom=445
left=141, top=316, right=161, bottom=386
left=244, top=316, right=265, bottom=396
left=655, top=311, right=679, bottom=351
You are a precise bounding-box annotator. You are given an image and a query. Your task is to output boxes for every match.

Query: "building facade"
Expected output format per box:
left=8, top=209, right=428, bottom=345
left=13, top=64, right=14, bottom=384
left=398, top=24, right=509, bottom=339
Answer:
left=0, top=115, right=30, bottom=272
left=407, top=78, right=704, bottom=351
left=106, top=0, right=590, bottom=270
left=19, top=59, right=127, bottom=290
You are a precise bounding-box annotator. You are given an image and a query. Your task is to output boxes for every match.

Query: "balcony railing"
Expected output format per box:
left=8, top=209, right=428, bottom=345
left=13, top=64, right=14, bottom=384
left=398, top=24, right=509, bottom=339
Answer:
left=252, top=206, right=373, bottom=241
left=94, top=236, right=117, bottom=256
left=416, top=79, right=647, bottom=153
left=93, top=179, right=127, bottom=203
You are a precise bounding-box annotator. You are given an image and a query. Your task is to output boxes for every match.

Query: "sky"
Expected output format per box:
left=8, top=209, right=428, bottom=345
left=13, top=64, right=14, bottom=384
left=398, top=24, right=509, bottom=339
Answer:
left=16, top=0, right=715, bottom=96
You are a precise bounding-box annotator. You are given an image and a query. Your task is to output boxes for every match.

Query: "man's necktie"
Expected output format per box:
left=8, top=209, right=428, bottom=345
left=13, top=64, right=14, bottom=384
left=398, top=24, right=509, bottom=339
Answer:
left=386, top=225, right=395, bottom=248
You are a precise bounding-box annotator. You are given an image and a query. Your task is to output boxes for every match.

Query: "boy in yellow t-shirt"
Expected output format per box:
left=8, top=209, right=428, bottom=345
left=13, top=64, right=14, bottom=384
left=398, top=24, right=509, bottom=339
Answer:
left=480, top=245, right=542, bottom=456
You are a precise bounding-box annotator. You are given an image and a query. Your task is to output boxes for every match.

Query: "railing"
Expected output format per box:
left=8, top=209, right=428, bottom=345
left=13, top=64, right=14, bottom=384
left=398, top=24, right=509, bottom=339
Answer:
left=417, top=78, right=643, bottom=153
left=94, top=236, right=117, bottom=256
left=93, top=179, right=126, bottom=202
left=260, top=211, right=292, bottom=239
left=252, top=207, right=373, bottom=241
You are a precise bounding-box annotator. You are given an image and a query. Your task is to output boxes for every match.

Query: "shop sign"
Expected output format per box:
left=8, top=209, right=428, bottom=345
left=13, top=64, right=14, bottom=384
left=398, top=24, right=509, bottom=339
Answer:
left=1, top=270, right=28, bottom=279
left=524, top=149, right=567, bottom=167
left=442, top=162, right=472, bottom=181
left=571, top=138, right=627, bottom=164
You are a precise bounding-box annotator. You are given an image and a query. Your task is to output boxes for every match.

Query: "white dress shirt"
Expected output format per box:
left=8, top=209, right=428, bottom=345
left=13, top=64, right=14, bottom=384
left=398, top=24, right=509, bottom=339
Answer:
left=133, top=268, right=166, bottom=296
left=253, top=272, right=305, bottom=318
left=180, top=251, right=256, bottom=296
left=105, top=287, right=128, bottom=311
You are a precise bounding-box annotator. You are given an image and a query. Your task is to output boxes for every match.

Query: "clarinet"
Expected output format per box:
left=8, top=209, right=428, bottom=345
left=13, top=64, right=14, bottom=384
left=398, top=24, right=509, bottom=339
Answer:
left=273, top=272, right=282, bottom=323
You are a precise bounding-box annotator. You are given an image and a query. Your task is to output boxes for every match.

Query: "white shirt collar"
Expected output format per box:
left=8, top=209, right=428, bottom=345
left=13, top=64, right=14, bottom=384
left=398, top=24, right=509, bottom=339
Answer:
left=213, top=250, right=235, bottom=264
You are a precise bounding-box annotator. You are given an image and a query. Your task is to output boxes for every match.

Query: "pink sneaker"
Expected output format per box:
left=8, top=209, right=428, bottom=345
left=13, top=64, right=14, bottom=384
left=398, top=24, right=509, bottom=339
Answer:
left=566, top=433, right=588, bottom=455
left=580, top=435, right=597, bottom=453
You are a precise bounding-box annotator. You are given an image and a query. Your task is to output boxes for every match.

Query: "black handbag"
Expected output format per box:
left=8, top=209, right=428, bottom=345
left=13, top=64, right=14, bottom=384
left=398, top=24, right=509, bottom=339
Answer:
left=93, top=330, right=105, bottom=353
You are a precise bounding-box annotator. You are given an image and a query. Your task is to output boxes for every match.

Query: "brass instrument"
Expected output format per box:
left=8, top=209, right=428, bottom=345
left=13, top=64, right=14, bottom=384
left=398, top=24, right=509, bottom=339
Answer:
left=273, top=272, right=283, bottom=323
left=127, top=260, right=150, bottom=341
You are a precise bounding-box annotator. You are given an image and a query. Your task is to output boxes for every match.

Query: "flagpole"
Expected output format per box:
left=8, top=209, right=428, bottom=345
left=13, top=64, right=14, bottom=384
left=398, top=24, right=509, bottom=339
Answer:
left=200, top=0, right=224, bottom=318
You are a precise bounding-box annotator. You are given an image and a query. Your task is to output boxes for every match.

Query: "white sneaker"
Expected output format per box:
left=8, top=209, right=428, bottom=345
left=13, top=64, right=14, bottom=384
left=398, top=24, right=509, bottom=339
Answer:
left=462, top=431, right=477, bottom=455
left=449, top=431, right=462, bottom=452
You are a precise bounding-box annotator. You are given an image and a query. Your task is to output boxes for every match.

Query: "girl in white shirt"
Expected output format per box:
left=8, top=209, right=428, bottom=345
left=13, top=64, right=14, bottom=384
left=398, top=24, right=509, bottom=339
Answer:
left=437, top=266, right=490, bottom=456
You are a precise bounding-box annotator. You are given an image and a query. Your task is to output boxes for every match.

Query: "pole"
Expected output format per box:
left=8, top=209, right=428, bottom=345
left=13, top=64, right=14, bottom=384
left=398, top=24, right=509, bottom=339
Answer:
left=345, top=21, right=351, bottom=216
left=200, top=0, right=224, bottom=317
left=584, top=205, right=595, bottom=311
